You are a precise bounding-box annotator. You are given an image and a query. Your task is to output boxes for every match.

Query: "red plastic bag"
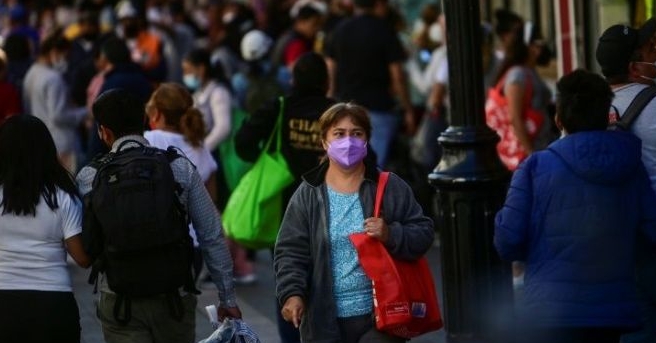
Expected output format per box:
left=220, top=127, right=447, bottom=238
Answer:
left=349, top=172, right=443, bottom=338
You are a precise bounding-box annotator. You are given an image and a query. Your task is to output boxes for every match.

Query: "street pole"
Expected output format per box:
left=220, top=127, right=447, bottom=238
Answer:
left=429, top=0, right=514, bottom=342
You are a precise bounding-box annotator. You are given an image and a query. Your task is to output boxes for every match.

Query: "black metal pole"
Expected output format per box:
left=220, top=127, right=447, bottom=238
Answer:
left=429, top=0, right=513, bottom=342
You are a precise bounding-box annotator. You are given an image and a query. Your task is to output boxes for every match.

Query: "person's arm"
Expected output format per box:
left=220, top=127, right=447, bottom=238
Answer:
left=494, top=155, right=535, bottom=261
left=505, top=80, right=533, bottom=153
left=46, top=76, right=87, bottom=127
left=326, top=57, right=337, bottom=98
left=274, top=187, right=311, bottom=310
left=373, top=173, right=435, bottom=261
left=65, top=234, right=91, bottom=268
left=389, top=62, right=416, bottom=134
left=204, top=86, right=232, bottom=151
left=234, top=99, right=278, bottom=162
left=180, top=160, right=239, bottom=313
left=204, top=172, right=218, bottom=204
left=62, top=195, right=91, bottom=268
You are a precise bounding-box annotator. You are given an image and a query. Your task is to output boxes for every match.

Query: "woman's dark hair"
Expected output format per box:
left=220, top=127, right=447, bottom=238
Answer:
left=319, top=102, right=372, bottom=140
left=101, top=37, right=132, bottom=65
left=493, top=23, right=543, bottom=84
left=39, top=28, right=70, bottom=56
left=0, top=115, right=79, bottom=216
left=184, top=48, right=232, bottom=93
left=494, top=9, right=523, bottom=36
left=556, top=69, right=613, bottom=133
left=3, top=34, right=31, bottom=61
left=292, top=52, right=328, bottom=96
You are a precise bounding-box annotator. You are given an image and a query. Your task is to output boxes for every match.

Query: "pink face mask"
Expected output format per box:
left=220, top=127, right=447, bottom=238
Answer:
left=327, top=136, right=368, bottom=168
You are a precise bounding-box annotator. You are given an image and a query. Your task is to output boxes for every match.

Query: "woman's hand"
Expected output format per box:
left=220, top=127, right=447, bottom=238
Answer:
left=282, top=296, right=304, bottom=328
left=364, top=217, right=389, bottom=243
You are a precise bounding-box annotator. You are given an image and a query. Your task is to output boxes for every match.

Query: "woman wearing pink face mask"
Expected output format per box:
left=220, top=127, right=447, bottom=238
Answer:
left=274, top=102, right=435, bottom=343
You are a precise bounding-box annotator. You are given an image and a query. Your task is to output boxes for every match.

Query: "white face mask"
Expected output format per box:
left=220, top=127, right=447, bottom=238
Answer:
left=636, top=61, right=656, bottom=85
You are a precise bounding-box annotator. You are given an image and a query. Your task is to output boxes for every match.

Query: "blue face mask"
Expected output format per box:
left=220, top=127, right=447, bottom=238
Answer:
left=183, top=74, right=201, bottom=90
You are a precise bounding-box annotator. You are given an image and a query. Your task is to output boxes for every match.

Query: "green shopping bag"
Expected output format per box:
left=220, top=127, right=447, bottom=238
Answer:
left=221, top=98, right=294, bottom=249
left=218, top=108, right=253, bottom=191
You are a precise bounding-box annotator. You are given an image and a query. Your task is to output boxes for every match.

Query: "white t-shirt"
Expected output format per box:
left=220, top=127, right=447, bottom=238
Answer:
left=144, top=130, right=218, bottom=182
left=612, top=83, right=656, bottom=192
left=0, top=188, right=82, bottom=292
left=193, top=81, right=232, bottom=151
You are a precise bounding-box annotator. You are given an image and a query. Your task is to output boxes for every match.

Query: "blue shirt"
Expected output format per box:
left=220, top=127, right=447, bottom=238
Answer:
left=327, top=186, right=373, bottom=318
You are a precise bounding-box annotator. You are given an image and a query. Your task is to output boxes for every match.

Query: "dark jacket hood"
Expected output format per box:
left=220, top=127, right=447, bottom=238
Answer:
left=548, top=130, right=642, bottom=185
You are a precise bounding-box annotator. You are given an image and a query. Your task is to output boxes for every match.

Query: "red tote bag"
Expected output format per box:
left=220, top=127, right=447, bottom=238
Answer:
left=349, top=172, right=443, bottom=339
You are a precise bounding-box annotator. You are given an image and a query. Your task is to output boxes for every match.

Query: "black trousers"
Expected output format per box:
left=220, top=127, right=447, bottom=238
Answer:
left=0, top=290, right=81, bottom=343
left=337, top=314, right=406, bottom=343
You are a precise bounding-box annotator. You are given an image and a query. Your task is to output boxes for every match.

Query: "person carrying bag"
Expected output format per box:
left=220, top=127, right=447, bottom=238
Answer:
left=349, top=172, right=443, bottom=339
left=222, top=97, right=294, bottom=249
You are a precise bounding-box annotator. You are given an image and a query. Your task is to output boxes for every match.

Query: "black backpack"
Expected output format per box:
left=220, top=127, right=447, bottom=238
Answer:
left=82, top=140, right=198, bottom=324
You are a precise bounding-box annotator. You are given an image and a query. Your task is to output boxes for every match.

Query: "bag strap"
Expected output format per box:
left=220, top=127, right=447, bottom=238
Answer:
left=610, top=86, right=656, bottom=130
left=262, top=96, right=286, bottom=152
left=374, top=172, right=390, bottom=218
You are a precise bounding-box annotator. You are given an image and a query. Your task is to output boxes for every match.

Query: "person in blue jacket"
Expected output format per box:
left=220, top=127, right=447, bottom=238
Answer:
left=494, top=69, right=656, bottom=343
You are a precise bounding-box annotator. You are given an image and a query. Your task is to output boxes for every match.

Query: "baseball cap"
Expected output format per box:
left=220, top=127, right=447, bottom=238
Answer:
left=115, top=0, right=137, bottom=20
left=290, top=0, right=328, bottom=19
left=596, top=20, right=656, bottom=77
left=240, top=30, right=272, bottom=61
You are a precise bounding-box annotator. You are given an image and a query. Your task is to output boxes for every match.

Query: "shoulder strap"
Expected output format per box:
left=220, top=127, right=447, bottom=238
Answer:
left=115, top=139, right=145, bottom=152
left=613, top=86, right=656, bottom=130
left=374, top=172, right=390, bottom=218
left=262, top=96, right=286, bottom=153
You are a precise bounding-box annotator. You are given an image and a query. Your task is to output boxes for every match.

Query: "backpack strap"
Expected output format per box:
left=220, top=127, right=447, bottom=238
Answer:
left=610, top=86, right=656, bottom=130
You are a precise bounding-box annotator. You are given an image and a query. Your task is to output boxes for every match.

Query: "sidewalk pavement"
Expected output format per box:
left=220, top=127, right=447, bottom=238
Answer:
left=72, top=244, right=447, bottom=343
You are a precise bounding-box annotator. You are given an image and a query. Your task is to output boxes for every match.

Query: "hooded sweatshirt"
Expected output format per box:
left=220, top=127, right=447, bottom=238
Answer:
left=495, top=130, right=656, bottom=329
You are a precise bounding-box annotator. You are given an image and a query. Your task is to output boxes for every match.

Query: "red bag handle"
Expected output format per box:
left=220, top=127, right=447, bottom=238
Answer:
left=374, top=172, right=390, bottom=218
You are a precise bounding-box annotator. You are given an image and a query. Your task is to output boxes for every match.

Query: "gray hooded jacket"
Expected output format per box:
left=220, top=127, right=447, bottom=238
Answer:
left=274, top=161, right=435, bottom=342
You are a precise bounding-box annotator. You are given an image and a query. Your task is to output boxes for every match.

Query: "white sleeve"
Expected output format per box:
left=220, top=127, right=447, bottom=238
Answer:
left=204, top=86, right=232, bottom=151
left=59, top=191, right=83, bottom=239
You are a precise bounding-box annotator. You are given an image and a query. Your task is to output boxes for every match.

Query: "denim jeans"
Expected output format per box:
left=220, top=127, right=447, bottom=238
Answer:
left=368, top=110, right=401, bottom=168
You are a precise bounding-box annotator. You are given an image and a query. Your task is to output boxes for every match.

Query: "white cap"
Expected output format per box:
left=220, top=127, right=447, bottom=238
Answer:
left=290, top=0, right=328, bottom=19
left=240, top=30, right=272, bottom=61
left=116, top=0, right=137, bottom=20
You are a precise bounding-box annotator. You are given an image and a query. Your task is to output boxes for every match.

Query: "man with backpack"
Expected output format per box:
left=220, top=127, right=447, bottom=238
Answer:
left=596, top=19, right=656, bottom=343
left=76, top=88, right=241, bottom=343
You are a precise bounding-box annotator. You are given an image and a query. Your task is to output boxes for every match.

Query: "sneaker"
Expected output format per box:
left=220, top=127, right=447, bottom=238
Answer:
left=234, top=273, right=257, bottom=285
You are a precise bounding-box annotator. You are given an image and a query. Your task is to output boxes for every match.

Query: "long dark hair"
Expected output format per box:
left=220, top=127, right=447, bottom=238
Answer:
left=0, top=115, right=80, bottom=216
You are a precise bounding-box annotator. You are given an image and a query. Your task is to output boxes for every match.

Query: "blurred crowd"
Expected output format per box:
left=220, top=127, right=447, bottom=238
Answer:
left=0, top=0, right=529, bottom=174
